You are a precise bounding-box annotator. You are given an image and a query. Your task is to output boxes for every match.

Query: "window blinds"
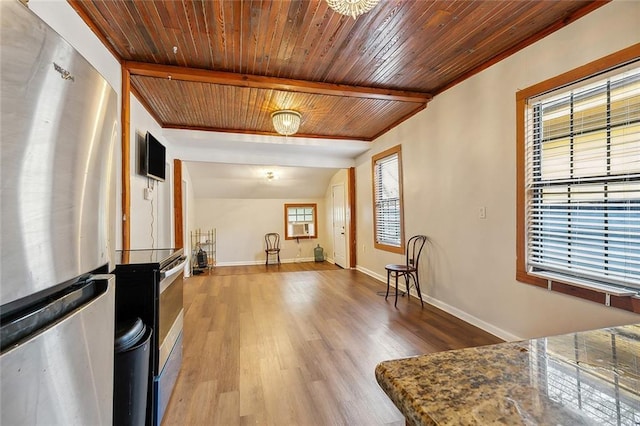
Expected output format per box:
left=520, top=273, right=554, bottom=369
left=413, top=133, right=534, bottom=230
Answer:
left=374, top=152, right=401, bottom=247
left=525, top=63, right=640, bottom=290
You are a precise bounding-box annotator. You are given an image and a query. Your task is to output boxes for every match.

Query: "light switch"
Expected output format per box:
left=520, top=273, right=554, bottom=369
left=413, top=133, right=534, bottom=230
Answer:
left=479, top=206, right=487, bottom=219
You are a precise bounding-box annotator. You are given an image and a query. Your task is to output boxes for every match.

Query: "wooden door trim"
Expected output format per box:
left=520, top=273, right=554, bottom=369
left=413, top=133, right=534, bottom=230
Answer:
left=174, top=159, right=183, bottom=249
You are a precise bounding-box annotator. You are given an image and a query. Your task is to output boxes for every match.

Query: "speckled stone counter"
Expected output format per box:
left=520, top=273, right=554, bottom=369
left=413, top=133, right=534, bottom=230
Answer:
left=376, top=324, right=640, bottom=425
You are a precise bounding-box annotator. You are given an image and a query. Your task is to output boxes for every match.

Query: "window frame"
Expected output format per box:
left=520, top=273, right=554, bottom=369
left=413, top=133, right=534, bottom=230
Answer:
left=516, top=45, right=640, bottom=314
left=284, top=203, right=318, bottom=240
left=372, top=145, right=405, bottom=254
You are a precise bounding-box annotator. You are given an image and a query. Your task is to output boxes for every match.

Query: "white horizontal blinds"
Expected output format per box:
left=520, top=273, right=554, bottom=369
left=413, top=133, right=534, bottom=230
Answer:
left=525, top=63, right=640, bottom=289
left=374, top=152, right=401, bottom=247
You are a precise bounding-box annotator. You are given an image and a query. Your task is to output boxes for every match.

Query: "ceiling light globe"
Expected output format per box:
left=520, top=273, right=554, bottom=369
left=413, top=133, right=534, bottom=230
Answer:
left=326, top=0, right=380, bottom=19
left=271, top=110, right=301, bottom=136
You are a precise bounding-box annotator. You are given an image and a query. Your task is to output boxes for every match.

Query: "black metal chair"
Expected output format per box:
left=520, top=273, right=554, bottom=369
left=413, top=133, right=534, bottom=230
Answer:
left=264, top=233, right=281, bottom=265
left=385, top=235, right=427, bottom=307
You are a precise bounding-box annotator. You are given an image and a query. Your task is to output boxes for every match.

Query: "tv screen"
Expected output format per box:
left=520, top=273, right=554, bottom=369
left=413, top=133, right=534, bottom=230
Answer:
left=143, top=131, right=166, bottom=181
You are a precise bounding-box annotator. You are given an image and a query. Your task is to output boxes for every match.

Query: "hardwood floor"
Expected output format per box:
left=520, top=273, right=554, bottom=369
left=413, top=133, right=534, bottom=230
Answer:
left=162, top=263, right=502, bottom=425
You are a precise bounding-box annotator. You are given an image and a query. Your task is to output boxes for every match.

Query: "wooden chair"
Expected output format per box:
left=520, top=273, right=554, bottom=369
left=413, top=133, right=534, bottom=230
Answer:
left=264, top=233, right=281, bottom=265
left=385, top=235, right=427, bottom=307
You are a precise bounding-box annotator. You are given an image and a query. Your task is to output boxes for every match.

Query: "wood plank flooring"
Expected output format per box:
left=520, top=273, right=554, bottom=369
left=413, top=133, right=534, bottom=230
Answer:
left=162, top=263, right=502, bottom=425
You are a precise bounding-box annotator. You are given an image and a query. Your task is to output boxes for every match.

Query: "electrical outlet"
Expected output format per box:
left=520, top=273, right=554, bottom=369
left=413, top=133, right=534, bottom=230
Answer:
left=479, top=206, right=487, bottom=219
left=144, top=187, right=153, bottom=201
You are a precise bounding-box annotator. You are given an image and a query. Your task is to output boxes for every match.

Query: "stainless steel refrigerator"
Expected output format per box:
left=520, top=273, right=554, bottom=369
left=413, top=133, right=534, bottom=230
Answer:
left=1, top=1, right=118, bottom=424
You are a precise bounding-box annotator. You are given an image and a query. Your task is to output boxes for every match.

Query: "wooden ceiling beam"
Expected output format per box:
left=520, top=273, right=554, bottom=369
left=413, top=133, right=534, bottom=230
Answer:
left=123, top=61, right=432, bottom=104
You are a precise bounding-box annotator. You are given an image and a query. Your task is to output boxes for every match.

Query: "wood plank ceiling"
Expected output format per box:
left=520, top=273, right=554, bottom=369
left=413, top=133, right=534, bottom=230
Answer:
left=68, top=0, right=605, bottom=141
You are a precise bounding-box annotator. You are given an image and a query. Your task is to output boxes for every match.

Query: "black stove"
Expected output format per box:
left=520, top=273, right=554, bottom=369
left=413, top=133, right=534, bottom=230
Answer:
left=114, top=247, right=186, bottom=426
left=115, top=248, right=184, bottom=269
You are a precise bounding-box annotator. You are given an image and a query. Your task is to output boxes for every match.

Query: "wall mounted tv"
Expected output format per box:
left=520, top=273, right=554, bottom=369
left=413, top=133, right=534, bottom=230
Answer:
left=141, top=131, right=166, bottom=181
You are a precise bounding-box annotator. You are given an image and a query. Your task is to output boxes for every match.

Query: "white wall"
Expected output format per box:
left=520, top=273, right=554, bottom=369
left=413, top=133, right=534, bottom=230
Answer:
left=182, top=164, right=196, bottom=275
left=129, top=97, right=174, bottom=249
left=30, top=0, right=176, bottom=253
left=195, top=198, right=327, bottom=265
left=356, top=0, right=640, bottom=341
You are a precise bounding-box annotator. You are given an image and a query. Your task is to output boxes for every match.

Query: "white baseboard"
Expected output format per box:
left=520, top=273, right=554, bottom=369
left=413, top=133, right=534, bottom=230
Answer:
left=356, top=265, right=385, bottom=281
left=290, top=256, right=315, bottom=264
left=423, top=296, right=522, bottom=342
left=214, top=260, right=261, bottom=267
left=355, top=265, right=522, bottom=342
left=215, top=257, right=316, bottom=267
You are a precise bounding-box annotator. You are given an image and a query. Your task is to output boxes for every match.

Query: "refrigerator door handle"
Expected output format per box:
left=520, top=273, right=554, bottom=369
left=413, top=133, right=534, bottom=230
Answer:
left=1, top=275, right=109, bottom=352
left=1, top=276, right=115, bottom=426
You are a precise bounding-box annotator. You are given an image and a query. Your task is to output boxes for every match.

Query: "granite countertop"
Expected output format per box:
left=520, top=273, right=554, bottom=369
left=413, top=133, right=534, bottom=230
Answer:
left=375, top=324, right=640, bottom=425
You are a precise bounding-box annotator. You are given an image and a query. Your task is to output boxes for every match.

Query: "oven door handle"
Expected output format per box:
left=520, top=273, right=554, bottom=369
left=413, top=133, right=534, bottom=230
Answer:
left=159, top=257, right=187, bottom=294
left=160, top=257, right=188, bottom=282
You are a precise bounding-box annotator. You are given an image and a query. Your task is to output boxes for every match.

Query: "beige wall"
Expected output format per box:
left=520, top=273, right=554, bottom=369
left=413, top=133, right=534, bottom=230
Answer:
left=355, top=0, right=640, bottom=340
left=195, top=198, right=327, bottom=265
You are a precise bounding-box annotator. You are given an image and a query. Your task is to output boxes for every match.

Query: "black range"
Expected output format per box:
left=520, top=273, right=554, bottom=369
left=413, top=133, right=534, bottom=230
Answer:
left=114, top=248, right=186, bottom=426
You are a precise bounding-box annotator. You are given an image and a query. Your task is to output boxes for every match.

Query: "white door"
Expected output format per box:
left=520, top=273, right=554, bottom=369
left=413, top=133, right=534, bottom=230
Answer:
left=332, top=184, right=347, bottom=268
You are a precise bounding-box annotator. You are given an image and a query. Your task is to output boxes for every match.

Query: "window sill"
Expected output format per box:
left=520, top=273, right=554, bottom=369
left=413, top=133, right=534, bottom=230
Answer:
left=374, top=242, right=404, bottom=254
left=517, top=271, right=640, bottom=314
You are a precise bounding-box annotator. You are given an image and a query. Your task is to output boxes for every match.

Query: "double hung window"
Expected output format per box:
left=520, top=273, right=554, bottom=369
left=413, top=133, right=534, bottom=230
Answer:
left=517, top=53, right=640, bottom=310
left=372, top=145, right=404, bottom=253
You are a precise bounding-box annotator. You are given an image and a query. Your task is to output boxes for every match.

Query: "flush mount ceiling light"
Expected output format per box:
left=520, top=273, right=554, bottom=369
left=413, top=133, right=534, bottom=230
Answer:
left=265, top=171, right=277, bottom=181
left=326, top=0, right=380, bottom=19
left=271, top=110, right=301, bottom=136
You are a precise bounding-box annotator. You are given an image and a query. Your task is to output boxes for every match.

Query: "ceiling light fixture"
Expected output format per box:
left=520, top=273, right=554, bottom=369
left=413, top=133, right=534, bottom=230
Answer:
left=266, top=171, right=277, bottom=181
left=271, top=110, right=301, bottom=136
left=326, top=0, right=380, bottom=19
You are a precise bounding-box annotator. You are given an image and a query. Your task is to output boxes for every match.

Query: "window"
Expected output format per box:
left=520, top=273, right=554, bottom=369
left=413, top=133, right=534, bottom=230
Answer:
left=372, top=145, right=404, bottom=253
left=284, top=203, right=317, bottom=240
left=517, top=48, right=640, bottom=312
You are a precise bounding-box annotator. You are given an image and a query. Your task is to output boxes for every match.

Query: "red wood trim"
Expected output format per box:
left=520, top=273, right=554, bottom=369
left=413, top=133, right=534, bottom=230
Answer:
left=518, top=272, right=640, bottom=314
left=516, top=272, right=547, bottom=289
left=610, top=295, right=640, bottom=314
left=436, top=1, right=613, bottom=96
left=123, top=61, right=433, bottom=104
left=551, top=281, right=606, bottom=305
left=515, top=97, right=528, bottom=282
left=348, top=167, right=356, bottom=268
left=173, top=159, right=183, bottom=249
left=121, top=66, right=131, bottom=251
left=397, top=146, right=406, bottom=253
